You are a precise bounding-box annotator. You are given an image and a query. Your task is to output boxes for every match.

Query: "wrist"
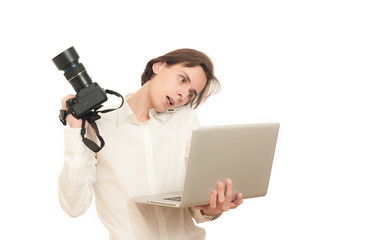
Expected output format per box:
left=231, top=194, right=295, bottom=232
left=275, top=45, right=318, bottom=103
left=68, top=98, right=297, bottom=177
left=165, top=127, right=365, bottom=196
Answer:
left=200, top=210, right=216, bottom=220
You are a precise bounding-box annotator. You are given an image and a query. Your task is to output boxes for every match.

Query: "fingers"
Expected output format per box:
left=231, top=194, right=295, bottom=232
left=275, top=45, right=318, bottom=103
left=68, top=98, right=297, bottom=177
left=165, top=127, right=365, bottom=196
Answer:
left=194, top=179, right=244, bottom=216
left=214, top=179, right=231, bottom=210
left=217, top=181, right=225, bottom=203
left=209, top=190, right=217, bottom=209
left=60, top=94, right=82, bottom=128
left=61, top=94, right=75, bottom=110
left=223, top=179, right=233, bottom=210
left=193, top=190, right=217, bottom=212
left=230, top=193, right=244, bottom=209
left=218, top=179, right=243, bottom=212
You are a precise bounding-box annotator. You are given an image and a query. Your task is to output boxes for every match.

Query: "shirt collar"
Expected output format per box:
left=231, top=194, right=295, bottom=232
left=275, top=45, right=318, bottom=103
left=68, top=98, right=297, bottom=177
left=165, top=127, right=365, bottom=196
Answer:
left=119, top=94, right=175, bottom=124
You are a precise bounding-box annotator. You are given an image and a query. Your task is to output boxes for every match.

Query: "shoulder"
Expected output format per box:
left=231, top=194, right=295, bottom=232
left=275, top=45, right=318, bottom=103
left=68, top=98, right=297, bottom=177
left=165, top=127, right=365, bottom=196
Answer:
left=164, top=106, right=199, bottom=128
left=176, top=105, right=196, bottom=116
left=97, top=102, right=125, bottom=125
left=165, top=105, right=197, bottom=119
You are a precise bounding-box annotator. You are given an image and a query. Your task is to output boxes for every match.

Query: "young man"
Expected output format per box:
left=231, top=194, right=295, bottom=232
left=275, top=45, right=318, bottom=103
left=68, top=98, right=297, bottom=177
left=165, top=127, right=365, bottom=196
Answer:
left=59, top=49, right=243, bottom=239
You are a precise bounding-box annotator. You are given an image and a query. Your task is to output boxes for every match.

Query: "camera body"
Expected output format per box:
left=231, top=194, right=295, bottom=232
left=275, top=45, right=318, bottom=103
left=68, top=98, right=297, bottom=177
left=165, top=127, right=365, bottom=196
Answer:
left=52, top=47, right=107, bottom=118
left=66, top=82, right=107, bottom=118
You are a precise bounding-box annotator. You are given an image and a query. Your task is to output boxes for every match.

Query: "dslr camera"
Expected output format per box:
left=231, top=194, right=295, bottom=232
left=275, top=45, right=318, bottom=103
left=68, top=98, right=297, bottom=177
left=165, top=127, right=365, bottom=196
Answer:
left=52, top=46, right=107, bottom=119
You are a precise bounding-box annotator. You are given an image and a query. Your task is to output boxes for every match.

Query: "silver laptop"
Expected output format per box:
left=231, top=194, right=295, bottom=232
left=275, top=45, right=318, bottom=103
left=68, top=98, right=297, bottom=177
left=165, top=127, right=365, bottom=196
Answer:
left=132, top=122, right=279, bottom=208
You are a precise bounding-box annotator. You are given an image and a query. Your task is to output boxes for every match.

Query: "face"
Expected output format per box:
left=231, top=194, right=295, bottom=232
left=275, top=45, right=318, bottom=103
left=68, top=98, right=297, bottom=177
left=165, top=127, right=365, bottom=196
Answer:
left=148, top=62, right=207, bottom=112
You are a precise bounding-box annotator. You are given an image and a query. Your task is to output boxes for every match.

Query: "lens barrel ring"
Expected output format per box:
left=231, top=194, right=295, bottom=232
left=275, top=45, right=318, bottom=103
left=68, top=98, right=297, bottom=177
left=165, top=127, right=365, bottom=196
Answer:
left=64, top=63, right=86, bottom=80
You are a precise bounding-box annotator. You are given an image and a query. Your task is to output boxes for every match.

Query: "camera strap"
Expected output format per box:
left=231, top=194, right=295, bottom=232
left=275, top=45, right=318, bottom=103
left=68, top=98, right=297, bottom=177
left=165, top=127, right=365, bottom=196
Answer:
left=80, top=89, right=124, bottom=152
left=81, top=113, right=104, bottom=153
left=79, top=89, right=124, bottom=152
left=61, top=89, right=124, bottom=153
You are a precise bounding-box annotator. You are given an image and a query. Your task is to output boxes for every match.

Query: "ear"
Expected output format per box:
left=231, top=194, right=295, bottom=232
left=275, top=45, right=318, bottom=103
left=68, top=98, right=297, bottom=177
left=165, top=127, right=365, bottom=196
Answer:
left=152, top=62, right=165, bottom=74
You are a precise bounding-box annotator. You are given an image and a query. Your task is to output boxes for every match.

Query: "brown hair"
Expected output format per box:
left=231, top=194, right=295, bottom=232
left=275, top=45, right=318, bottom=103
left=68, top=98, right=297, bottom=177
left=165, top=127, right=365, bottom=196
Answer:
left=141, top=48, right=220, bottom=109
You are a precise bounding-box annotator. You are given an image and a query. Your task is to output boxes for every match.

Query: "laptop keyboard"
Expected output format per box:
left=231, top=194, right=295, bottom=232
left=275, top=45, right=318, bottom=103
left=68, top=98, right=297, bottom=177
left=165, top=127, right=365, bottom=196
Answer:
left=164, top=196, right=182, bottom=202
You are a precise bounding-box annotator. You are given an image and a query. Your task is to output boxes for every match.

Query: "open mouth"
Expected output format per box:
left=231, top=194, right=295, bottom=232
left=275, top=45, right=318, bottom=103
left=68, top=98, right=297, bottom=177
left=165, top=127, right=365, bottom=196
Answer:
left=166, top=96, right=174, bottom=106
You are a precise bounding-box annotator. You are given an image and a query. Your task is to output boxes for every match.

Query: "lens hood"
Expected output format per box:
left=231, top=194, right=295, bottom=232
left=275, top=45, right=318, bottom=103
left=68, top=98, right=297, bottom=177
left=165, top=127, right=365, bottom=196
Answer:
left=52, top=46, right=80, bottom=71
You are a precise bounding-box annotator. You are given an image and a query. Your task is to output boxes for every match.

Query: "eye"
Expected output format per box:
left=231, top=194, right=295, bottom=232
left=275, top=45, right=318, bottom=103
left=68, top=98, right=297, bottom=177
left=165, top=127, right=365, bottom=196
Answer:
left=188, top=92, right=194, bottom=99
left=188, top=90, right=197, bottom=100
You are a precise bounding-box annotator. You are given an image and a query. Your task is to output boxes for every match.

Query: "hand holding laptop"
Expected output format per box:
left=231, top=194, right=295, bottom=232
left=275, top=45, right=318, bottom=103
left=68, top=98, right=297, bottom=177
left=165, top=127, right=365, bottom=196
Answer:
left=132, top=123, right=279, bottom=209
left=194, top=178, right=244, bottom=216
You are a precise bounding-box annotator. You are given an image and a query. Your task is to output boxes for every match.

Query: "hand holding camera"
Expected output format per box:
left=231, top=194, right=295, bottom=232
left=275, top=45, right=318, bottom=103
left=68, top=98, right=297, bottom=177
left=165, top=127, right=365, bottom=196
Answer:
left=53, top=47, right=108, bottom=121
left=53, top=46, right=124, bottom=152
left=61, top=94, right=82, bottom=128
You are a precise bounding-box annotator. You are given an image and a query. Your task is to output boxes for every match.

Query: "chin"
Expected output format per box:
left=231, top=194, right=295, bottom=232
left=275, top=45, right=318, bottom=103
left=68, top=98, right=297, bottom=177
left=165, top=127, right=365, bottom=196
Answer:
left=153, top=105, right=167, bottom=113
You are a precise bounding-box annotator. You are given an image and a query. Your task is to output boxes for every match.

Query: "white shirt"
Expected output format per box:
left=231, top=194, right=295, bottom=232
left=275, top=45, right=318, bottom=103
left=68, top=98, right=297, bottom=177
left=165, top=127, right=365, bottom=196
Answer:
left=59, top=96, right=212, bottom=240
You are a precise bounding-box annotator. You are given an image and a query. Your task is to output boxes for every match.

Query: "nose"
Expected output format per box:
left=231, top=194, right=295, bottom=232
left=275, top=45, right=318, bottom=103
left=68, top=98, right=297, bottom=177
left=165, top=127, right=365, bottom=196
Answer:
left=177, top=93, right=189, bottom=105
left=177, top=90, right=185, bottom=101
left=177, top=86, right=190, bottom=102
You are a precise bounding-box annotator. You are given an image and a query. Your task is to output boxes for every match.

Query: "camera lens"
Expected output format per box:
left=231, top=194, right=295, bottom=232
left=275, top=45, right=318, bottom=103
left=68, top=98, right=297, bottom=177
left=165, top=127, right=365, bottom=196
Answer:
left=52, top=47, right=92, bottom=92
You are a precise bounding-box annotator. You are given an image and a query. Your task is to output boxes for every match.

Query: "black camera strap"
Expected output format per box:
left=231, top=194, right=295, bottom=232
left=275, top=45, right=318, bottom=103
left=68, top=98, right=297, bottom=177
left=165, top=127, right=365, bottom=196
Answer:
left=81, top=113, right=104, bottom=153
left=60, top=89, right=124, bottom=153
left=80, top=89, right=124, bottom=152
left=81, top=89, right=124, bottom=152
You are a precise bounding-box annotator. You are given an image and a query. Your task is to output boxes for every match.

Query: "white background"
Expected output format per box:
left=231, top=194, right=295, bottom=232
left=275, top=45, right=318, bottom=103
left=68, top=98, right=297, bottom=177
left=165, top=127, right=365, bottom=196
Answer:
left=1, top=0, right=369, bottom=239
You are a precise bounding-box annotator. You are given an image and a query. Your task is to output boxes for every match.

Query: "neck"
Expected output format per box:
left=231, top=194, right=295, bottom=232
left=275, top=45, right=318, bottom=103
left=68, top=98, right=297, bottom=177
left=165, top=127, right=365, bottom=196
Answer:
left=127, top=82, right=153, bottom=123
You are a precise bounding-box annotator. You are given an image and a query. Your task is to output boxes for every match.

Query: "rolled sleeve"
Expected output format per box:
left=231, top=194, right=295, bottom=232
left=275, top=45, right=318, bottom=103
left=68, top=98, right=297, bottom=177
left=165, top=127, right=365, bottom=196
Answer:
left=59, top=128, right=97, bottom=217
